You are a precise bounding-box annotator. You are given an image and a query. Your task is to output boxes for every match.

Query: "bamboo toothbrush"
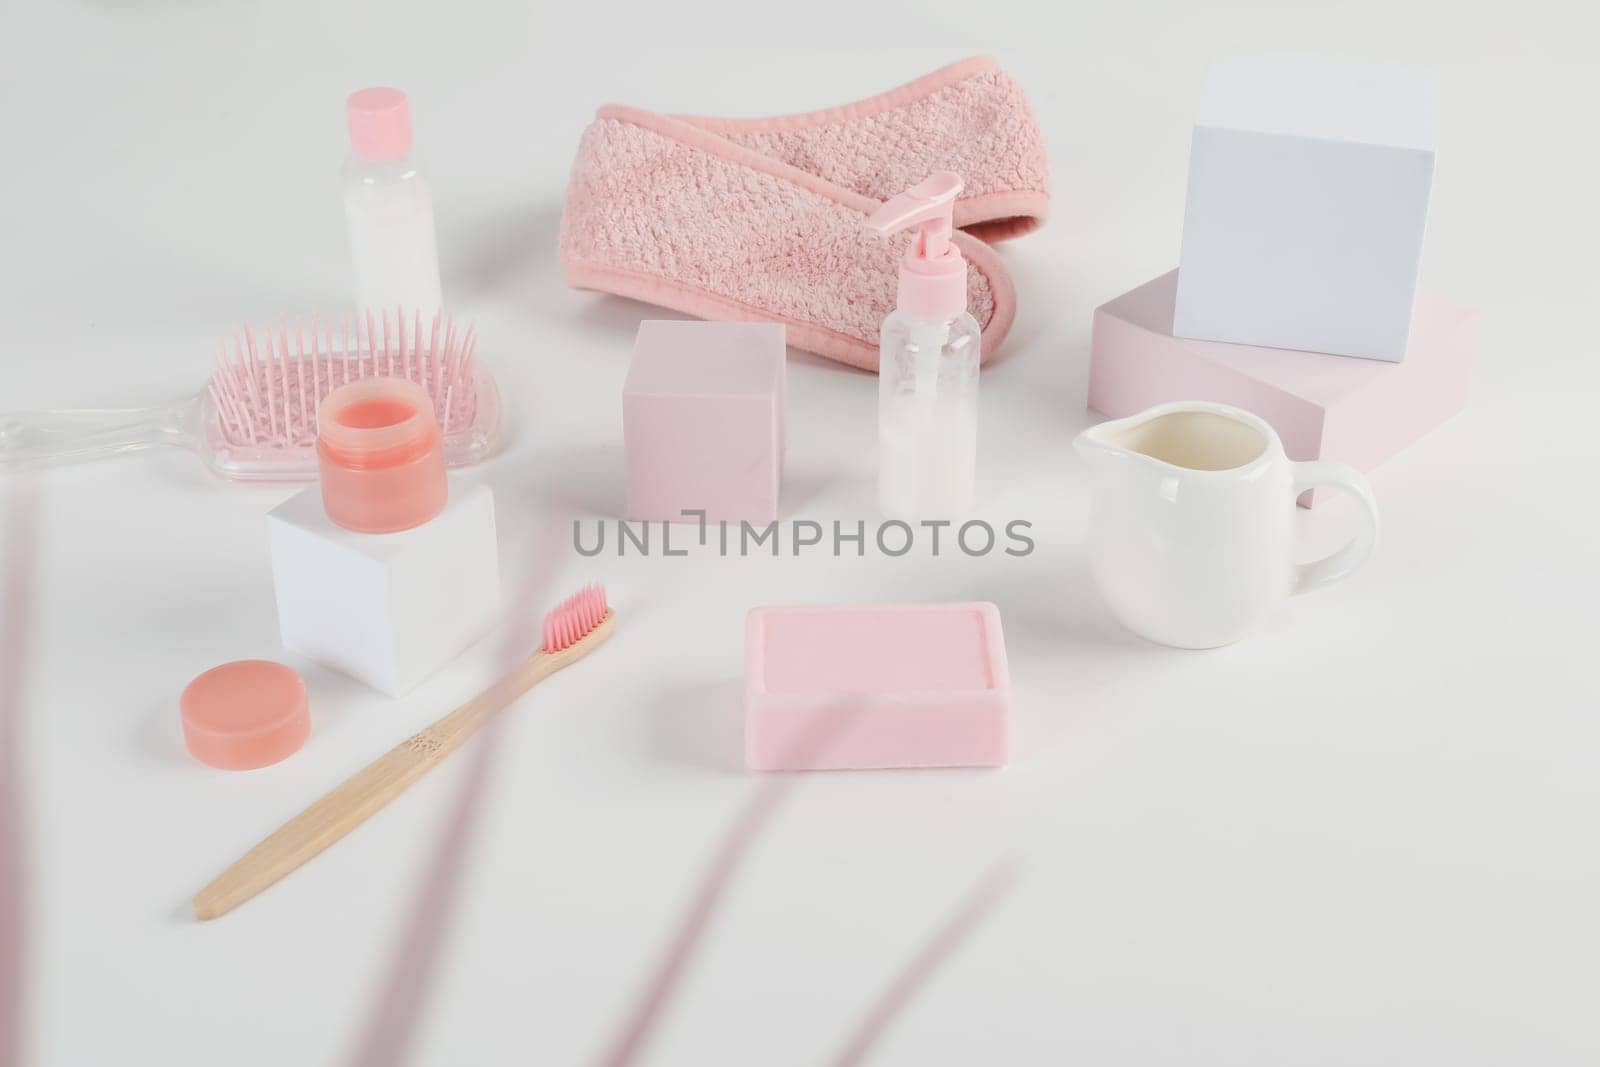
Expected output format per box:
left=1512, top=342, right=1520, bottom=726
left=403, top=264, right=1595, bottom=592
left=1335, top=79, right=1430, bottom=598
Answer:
left=193, top=584, right=614, bottom=921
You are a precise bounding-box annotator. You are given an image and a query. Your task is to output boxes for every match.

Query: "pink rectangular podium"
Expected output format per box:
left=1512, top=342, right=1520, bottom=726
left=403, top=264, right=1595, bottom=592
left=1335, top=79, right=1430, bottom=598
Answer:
left=1090, top=271, right=1477, bottom=494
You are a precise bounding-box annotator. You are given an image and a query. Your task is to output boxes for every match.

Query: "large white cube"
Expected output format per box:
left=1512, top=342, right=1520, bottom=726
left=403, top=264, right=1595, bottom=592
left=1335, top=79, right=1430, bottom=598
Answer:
left=268, top=483, right=499, bottom=697
left=1173, top=56, right=1439, bottom=362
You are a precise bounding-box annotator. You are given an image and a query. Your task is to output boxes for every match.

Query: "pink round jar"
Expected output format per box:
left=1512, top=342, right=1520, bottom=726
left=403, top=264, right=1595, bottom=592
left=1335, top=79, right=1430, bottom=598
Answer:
left=316, top=377, right=447, bottom=533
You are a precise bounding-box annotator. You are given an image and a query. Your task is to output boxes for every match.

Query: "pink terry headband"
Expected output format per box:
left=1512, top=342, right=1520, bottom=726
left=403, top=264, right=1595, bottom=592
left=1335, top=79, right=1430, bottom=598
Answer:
left=558, top=56, right=1051, bottom=371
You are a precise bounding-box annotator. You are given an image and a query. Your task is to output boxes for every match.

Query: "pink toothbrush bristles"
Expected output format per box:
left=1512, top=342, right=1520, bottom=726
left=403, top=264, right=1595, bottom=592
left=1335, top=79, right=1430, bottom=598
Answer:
left=542, top=585, right=609, bottom=653
left=208, top=308, right=479, bottom=450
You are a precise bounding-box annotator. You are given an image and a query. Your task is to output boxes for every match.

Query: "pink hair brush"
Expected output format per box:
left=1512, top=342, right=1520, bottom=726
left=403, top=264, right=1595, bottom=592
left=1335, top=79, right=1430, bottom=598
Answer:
left=194, top=583, right=614, bottom=920
left=0, top=308, right=502, bottom=480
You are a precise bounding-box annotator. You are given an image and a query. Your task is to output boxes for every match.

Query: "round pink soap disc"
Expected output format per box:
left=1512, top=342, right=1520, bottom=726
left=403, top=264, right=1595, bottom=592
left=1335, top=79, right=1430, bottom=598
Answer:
left=181, top=660, right=310, bottom=770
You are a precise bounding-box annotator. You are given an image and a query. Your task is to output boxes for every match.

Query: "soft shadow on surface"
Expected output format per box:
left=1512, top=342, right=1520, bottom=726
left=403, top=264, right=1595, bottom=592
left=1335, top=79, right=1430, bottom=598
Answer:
left=136, top=698, right=189, bottom=770
left=990, top=327, right=1092, bottom=430
left=779, top=470, right=831, bottom=519
left=345, top=728, right=499, bottom=1067
left=786, top=343, right=871, bottom=377
left=985, top=240, right=1076, bottom=368
left=570, top=293, right=694, bottom=347
left=651, top=679, right=744, bottom=775
left=985, top=309, right=1057, bottom=375
left=600, top=697, right=1018, bottom=1067
left=448, top=203, right=566, bottom=301
left=594, top=707, right=872, bottom=1067
left=1050, top=335, right=1095, bottom=414
left=956, top=556, right=1172, bottom=761
left=486, top=512, right=572, bottom=669
left=513, top=442, right=624, bottom=521
left=828, top=861, right=1020, bottom=1067
left=1, top=482, right=39, bottom=1067
left=971, top=556, right=1155, bottom=653
left=594, top=771, right=797, bottom=1067
left=343, top=519, right=573, bottom=1067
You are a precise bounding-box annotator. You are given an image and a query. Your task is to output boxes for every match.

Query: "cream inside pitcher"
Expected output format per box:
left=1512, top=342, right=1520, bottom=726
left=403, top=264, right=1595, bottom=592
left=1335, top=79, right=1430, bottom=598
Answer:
left=1074, top=401, right=1380, bottom=648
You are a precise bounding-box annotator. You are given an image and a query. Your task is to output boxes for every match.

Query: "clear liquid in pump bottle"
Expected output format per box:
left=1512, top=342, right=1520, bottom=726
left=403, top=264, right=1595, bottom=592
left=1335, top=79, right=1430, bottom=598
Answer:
left=342, top=88, right=443, bottom=323
left=866, top=173, right=981, bottom=519
left=878, top=311, right=981, bottom=517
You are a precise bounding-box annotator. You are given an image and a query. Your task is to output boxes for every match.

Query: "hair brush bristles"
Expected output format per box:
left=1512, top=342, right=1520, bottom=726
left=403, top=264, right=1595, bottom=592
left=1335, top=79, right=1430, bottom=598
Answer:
left=542, top=584, right=609, bottom=653
left=207, top=307, right=478, bottom=450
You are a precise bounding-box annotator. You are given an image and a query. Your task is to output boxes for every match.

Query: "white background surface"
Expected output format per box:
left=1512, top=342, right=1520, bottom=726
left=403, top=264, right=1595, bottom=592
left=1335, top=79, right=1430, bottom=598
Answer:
left=2, top=1, right=1597, bottom=1064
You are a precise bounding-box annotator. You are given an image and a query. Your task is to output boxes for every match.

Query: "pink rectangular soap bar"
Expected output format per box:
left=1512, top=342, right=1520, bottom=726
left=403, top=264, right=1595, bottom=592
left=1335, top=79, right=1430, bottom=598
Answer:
left=745, top=603, right=1010, bottom=772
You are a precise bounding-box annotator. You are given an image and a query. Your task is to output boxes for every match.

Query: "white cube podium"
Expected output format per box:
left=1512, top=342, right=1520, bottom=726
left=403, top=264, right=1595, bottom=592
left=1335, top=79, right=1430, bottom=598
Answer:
left=1173, top=56, right=1439, bottom=362
left=268, top=483, right=499, bottom=697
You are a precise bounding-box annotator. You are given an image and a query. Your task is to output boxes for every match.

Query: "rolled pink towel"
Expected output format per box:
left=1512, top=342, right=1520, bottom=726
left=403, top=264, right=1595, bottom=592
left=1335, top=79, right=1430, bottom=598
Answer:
left=559, top=57, right=1051, bottom=371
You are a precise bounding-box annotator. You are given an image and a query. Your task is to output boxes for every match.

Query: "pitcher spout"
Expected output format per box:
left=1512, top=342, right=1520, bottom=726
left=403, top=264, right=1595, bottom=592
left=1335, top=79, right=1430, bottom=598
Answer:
left=1075, top=401, right=1281, bottom=480
left=1073, top=409, right=1154, bottom=469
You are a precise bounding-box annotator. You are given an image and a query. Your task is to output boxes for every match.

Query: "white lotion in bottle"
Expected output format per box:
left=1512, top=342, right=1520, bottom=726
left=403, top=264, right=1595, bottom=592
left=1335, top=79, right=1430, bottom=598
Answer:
left=867, top=172, right=981, bottom=519
left=342, top=88, right=443, bottom=323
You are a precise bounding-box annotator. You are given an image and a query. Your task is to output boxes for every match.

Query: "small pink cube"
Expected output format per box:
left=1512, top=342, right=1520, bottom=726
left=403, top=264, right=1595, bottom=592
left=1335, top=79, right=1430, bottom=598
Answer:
left=624, top=320, right=786, bottom=524
left=745, top=603, right=1011, bottom=772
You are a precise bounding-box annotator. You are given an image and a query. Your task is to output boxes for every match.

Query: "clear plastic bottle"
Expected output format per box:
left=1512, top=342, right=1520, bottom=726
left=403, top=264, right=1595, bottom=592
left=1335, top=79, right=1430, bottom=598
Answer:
left=342, top=88, right=442, bottom=322
left=867, top=173, right=981, bottom=518
left=878, top=310, right=982, bottom=518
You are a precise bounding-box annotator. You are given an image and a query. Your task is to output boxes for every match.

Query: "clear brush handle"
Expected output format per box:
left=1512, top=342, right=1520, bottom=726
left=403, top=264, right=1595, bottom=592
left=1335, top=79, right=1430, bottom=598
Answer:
left=0, top=400, right=197, bottom=471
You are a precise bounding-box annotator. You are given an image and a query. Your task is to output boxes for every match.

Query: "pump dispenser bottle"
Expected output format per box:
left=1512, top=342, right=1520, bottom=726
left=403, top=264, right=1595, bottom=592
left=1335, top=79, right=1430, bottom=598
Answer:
left=867, top=172, right=981, bottom=519
left=342, top=88, right=443, bottom=322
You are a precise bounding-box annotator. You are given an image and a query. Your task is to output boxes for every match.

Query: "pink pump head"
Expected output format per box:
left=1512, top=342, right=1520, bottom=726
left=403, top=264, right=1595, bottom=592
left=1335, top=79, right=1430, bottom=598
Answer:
left=347, top=87, right=412, bottom=161
left=866, top=172, right=968, bottom=320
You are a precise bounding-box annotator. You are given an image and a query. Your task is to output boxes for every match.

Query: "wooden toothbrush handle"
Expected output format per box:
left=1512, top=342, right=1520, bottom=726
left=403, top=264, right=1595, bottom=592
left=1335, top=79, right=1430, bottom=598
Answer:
left=193, top=651, right=555, bottom=921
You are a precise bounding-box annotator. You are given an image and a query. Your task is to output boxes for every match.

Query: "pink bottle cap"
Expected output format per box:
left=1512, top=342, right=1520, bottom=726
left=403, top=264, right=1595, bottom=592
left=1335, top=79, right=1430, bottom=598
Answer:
left=346, top=87, right=412, bottom=161
left=181, top=660, right=310, bottom=771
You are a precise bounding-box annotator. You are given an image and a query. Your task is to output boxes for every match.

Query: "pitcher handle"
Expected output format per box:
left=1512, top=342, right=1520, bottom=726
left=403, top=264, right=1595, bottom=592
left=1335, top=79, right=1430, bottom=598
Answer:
left=1290, top=461, right=1380, bottom=594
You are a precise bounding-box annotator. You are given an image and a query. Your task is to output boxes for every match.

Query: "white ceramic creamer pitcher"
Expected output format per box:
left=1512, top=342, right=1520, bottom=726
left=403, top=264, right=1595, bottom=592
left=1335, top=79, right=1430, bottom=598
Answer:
left=1074, top=402, right=1380, bottom=649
